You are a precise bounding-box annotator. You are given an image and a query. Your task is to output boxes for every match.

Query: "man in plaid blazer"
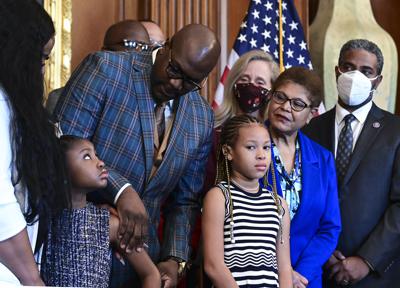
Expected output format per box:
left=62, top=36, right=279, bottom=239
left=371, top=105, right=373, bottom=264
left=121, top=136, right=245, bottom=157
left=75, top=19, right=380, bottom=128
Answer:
left=54, top=24, right=220, bottom=287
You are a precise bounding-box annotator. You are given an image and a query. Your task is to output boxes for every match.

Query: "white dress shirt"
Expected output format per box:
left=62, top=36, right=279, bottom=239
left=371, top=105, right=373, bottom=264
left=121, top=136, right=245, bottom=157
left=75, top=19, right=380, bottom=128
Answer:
left=334, top=101, right=373, bottom=157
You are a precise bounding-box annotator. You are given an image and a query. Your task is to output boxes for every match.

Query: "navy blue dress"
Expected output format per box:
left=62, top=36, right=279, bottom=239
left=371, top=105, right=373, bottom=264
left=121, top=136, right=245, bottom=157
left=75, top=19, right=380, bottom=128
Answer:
left=41, top=202, right=111, bottom=287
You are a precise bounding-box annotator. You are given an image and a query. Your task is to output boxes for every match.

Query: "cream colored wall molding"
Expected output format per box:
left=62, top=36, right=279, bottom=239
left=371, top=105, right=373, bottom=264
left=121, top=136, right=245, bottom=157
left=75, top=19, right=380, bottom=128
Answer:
left=310, top=0, right=398, bottom=112
left=44, top=0, right=72, bottom=96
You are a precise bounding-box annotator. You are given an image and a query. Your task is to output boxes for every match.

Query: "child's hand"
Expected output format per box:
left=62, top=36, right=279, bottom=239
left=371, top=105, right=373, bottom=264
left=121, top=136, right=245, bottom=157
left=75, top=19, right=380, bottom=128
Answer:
left=157, top=259, right=179, bottom=288
left=97, top=203, right=119, bottom=217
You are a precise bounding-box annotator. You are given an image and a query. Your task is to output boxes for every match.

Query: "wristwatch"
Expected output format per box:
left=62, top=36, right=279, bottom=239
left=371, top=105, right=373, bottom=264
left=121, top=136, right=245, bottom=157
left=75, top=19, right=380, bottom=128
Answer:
left=167, top=256, right=187, bottom=279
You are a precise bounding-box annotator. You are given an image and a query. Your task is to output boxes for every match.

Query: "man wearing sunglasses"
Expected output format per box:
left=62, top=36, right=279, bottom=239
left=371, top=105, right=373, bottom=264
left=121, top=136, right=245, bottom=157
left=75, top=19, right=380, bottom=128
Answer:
left=303, top=39, right=400, bottom=287
left=46, top=20, right=152, bottom=114
left=54, top=24, right=220, bottom=288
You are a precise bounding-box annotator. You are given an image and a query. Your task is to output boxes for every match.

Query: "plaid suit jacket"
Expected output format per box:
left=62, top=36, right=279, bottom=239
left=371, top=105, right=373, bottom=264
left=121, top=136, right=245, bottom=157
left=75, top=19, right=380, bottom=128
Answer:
left=54, top=50, right=214, bottom=262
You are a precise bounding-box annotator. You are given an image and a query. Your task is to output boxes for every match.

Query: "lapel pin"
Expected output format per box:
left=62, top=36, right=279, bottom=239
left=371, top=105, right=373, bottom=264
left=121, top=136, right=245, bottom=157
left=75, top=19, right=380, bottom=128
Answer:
left=372, top=122, right=380, bottom=128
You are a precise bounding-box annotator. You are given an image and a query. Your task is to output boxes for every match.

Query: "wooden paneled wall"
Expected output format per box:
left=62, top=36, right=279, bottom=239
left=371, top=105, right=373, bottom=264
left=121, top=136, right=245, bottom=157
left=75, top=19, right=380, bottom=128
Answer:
left=71, top=0, right=121, bottom=70
left=148, top=0, right=218, bottom=36
left=370, top=0, right=400, bottom=114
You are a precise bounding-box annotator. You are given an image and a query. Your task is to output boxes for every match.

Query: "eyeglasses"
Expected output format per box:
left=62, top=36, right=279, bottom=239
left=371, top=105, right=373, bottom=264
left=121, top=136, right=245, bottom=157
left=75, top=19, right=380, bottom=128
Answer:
left=104, top=39, right=151, bottom=52
left=122, top=39, right=150, bottom=51
left=165, top=45, right=207, bottom=92
left=271, top=90, right=312, bottom=112
left=150, top=39, right=165, bottom=50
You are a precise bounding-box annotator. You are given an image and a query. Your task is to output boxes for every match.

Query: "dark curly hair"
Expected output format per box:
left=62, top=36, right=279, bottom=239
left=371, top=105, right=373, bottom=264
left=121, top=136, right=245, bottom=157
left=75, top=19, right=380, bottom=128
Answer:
left=0, top=0, right=70, bottom=225
left=271, top=66, right=323, bottom=108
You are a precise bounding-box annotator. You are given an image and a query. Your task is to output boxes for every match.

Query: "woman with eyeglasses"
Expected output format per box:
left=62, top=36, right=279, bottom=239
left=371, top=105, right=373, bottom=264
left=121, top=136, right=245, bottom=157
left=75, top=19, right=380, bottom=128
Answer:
left=265, top=67, right=341, bottom=288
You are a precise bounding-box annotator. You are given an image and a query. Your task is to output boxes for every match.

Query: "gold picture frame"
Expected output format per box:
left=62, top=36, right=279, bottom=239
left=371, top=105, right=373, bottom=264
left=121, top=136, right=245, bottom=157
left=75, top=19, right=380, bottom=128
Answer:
left=43, top=0, right=72, bottom=96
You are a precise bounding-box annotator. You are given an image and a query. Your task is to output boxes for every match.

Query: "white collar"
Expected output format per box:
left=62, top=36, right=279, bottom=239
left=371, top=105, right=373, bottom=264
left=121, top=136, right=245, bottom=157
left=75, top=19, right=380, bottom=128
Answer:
left=335, top=101, right=373, bottom=125
left=152, top=47, right=161, bottom=64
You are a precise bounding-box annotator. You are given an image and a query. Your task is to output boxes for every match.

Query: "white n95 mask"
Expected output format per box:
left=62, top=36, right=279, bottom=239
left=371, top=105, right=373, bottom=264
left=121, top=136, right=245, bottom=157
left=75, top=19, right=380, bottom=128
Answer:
left=337, top=70, right=378, bottom=106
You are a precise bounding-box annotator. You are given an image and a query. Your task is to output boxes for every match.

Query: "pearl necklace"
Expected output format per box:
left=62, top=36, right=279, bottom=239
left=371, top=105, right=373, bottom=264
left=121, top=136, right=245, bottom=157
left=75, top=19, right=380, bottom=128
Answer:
left=231, top=179, right=259, bottom=193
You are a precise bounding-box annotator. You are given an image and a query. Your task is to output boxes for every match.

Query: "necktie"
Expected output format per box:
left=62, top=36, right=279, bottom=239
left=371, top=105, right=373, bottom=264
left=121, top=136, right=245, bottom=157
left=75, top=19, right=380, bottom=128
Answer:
left=154, top=103, right=166, bottom=146
left=336, top=114, right=356, bottom=184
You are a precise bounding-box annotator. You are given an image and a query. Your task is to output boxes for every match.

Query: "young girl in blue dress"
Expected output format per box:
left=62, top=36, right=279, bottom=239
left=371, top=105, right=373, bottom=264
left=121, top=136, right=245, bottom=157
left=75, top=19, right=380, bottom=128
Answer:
left=41, top=135, right=160, bottom=288
left=202, top=115, right=292, bottom=288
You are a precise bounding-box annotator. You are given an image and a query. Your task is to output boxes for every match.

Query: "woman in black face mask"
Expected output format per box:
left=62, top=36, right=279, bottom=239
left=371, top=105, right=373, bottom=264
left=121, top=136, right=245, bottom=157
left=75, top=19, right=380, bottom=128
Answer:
left=214, top=50, right=279, bottom=128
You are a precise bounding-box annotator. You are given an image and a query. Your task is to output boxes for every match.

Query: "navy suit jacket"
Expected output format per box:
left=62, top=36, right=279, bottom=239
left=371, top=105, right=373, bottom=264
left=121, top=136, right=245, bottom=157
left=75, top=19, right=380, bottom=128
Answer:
left=266, top=130, right=341, bottom=287
left=303, top=104, right=400, bottom=287
left=55, top=49, right=214, bottom=262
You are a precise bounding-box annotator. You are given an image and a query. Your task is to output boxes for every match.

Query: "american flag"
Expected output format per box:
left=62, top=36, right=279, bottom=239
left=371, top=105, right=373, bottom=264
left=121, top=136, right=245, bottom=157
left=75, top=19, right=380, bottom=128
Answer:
left=214, top=0, right=321, bottom=111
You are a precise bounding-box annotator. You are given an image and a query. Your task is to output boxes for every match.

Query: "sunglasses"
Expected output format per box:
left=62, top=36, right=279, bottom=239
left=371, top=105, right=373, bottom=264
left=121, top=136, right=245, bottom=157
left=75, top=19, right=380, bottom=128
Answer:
left=165, top=43, right=207, bottom=92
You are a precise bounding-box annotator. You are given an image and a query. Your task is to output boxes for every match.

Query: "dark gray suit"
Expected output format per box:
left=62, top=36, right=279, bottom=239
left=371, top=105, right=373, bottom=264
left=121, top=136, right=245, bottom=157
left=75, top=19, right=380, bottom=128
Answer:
left=302, top=103, right=400, bottom=288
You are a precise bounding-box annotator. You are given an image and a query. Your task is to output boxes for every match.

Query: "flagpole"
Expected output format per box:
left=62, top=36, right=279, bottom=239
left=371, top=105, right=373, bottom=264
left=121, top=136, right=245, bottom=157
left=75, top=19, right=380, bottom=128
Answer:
left=219, top=0, right=228, bottom=74
left=278, top=0, right=284, bottom=72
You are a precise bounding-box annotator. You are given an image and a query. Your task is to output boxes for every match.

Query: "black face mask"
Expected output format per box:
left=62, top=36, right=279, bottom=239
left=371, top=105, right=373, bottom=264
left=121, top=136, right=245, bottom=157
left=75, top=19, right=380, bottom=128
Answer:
left=234, top=83, right=269, bottom=113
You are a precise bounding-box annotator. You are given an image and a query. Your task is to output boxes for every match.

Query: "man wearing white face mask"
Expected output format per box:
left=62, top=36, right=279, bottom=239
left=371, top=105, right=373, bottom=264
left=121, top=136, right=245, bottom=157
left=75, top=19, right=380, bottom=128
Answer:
left=303, top=39, right=400, bottom=288
left=336, top=68, right=380, bottom=107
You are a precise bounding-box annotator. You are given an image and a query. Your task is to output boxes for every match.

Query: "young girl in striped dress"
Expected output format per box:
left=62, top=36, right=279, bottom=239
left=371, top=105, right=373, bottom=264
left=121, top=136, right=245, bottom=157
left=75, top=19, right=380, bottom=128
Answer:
left=203, top=114, right=292, bottom=288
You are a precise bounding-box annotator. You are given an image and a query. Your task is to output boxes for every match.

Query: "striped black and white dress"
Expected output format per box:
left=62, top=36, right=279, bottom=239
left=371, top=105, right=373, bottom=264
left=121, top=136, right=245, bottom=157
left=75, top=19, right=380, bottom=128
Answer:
left=218, top=181, right=280, bottom=287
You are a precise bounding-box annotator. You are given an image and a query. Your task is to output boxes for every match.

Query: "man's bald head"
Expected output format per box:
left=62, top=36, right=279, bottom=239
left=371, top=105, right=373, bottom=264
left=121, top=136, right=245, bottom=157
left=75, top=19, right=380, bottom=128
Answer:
left=171, top=24, right=221, bottom=78
left=151, top=24, right=221, bottom=103
left=141, top=20, right=166, bottom=48
left=103, top=20, right=150, bottom=51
